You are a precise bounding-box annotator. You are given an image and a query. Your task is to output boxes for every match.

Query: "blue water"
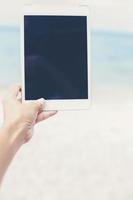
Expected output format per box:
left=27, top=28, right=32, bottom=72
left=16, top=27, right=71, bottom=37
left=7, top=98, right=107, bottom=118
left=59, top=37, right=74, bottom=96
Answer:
left=0, top=25, right=133, bottom=87
left=92, top=31, right=133, bottom=87
left=0, top=26, right=20, bottom=86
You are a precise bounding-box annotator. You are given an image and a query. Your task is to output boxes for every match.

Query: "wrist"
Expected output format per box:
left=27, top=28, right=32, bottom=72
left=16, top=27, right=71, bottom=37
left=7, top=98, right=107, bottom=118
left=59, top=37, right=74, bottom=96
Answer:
left=0, top=123, right=23, bottom=152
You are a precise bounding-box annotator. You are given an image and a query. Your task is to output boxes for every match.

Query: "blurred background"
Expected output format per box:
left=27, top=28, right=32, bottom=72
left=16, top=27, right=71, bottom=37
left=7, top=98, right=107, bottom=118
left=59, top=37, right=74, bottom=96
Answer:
left=0, top=0, right=133, bottom=200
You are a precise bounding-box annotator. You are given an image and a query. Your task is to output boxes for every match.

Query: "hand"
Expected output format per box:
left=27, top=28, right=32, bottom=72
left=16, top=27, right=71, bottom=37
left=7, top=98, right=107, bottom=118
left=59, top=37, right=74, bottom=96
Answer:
left=1, top=84, right=57, bottom=147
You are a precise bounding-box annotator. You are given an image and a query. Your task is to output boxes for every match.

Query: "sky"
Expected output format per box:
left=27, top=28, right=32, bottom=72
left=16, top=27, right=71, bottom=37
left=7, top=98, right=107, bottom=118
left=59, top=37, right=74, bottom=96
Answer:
left=0, top=0, right=133, bottom=32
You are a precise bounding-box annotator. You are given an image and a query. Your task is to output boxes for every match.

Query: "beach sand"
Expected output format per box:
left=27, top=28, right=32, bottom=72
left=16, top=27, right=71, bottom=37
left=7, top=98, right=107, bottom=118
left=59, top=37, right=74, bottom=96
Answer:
left=0, top=85, right=133, bottom=200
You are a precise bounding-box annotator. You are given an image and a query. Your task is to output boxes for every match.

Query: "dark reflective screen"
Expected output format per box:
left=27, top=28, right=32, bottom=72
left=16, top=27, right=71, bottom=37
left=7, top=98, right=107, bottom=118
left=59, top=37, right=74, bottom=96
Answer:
left=24, top=16, right=88, bottom=100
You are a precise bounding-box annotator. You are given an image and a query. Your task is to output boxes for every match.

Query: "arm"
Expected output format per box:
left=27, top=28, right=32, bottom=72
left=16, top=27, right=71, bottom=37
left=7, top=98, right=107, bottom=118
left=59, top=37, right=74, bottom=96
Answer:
left=0, top=84, right=57, bottom=184
left=0, top=125, right=20, bottom=183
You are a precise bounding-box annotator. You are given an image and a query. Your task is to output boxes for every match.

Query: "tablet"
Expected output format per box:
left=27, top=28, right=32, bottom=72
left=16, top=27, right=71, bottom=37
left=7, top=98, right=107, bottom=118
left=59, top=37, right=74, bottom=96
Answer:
left=21, top=5, right=91, bottom=110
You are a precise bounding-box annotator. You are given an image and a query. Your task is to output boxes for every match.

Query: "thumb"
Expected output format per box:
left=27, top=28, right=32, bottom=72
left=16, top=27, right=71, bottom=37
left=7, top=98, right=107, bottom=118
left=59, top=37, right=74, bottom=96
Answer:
left=33, top=98, right=45, bottom=112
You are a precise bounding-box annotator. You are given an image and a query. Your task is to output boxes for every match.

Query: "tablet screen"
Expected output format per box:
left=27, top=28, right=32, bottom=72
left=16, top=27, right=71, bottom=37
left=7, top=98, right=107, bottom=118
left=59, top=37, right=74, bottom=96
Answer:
left=24, top=15, right=88, bottom=100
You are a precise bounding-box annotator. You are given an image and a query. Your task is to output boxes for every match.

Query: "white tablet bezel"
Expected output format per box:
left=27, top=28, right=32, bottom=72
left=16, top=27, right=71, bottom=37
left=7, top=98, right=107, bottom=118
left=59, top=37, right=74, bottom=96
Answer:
left=21, top=5, right=91, bottom=111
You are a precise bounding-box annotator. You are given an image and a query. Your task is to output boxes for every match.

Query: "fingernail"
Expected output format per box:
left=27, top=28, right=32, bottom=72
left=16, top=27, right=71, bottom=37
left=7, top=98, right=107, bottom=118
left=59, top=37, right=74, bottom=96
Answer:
left=37, top=98, right=45, bottom=106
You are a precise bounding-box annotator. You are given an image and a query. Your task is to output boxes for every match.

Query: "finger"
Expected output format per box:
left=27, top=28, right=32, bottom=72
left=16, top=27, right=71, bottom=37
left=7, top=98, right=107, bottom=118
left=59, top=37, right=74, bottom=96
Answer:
left=17, top=90, right=22, bottom=101
left=27, top=98, right=45, bottom=112
left=8, top=84, right=22, bottom=98
left=2, top=84, right=21, bottom=105
left=36, top=110, right=58, bottom=123
left=36, top=110, right=57, bottom=123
